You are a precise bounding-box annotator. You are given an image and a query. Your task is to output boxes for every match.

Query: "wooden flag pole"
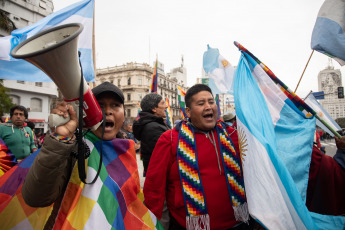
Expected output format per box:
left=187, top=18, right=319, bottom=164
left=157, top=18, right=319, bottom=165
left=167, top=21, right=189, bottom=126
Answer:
left=294, top=50, right=314, bottom=93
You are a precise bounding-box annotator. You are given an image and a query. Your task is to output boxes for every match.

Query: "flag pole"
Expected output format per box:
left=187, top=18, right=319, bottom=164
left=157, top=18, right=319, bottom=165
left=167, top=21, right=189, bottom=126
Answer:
left=315, top=114, right=342, bottom=139
left=294, top=50, right=314, bottom=93
left=92, top=0, right=96, bottom=87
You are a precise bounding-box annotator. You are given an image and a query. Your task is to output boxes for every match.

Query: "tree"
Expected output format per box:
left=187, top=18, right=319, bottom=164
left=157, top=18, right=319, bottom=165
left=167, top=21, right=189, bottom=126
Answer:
left=0, top=8, right=17, bottom=33
left=335, top=117, right=345, bottom=129
left=0, top=80, right=14, bottom=118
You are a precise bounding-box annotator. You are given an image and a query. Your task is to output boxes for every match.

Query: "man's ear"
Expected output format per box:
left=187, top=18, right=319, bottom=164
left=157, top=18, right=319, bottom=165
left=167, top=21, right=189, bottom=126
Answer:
left=152, top=108, right=157, bottom=114
left=185, top=107, right=191, bottom=118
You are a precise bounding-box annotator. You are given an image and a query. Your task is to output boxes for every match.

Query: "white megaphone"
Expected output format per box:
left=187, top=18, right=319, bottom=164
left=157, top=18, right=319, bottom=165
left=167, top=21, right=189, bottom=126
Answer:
left=11, top=23, right=103, bottom=131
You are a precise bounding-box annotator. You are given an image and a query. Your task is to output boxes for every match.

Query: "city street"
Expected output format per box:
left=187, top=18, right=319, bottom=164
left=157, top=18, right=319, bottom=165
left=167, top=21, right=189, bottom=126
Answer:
left=321, top=138, right=338, bottom=157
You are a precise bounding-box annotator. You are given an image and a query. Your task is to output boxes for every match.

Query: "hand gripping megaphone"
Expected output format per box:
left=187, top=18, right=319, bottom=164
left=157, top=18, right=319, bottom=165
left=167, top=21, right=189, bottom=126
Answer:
left=11, top=23, right=103, bottom=131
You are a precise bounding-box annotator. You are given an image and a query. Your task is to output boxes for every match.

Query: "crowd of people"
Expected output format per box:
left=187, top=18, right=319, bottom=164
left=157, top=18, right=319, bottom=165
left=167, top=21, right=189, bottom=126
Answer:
left=0, top=82, right=344, bottom=229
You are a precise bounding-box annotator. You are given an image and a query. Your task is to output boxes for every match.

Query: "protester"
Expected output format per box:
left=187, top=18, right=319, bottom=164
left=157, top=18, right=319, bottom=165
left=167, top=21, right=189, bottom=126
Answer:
left=174, top=119, right=181, bottom=127
left=223, top=112, right=236, bottom=128
left=307, top=135, right=345, bottom=216
left=133, top=92, right=171, bottom=229
left=26, top=121, right=41, bottom=149
left=143, top=84, right=252, bottom=230
left=21, top=82, right=162, bottom=229
left=0, top=105, right=37, bottom=160
left=123, top=119, right=140, bottom=152
left=133, top=93, right=170, bottom=176
left=319, top=129, right=324, bottom=141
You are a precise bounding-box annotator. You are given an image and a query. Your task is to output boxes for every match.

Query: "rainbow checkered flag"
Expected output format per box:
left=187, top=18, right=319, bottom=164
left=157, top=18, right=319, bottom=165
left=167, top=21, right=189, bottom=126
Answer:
left=165, top=98, right=173, bottom=128
left=0, top=133, right=163, bottom=229
left=0, top=138, right=17, bottom=177
left=150, top=60, right=158, bottom=93
left=136, top=101, right=142, bottom=120
left=177, top=86, right=187, bottom=118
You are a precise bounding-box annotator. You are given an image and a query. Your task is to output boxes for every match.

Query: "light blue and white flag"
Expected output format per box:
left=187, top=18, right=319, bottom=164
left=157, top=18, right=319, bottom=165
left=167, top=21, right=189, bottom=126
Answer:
left=234, top=47, right=345, bottom=229
left=311, top=0, right=345, bottom=66
left=0, top=0, right=95, bottom=82
left=305, top=93, right=342, bottom=137
left=203, top=45, right=235, bottom=94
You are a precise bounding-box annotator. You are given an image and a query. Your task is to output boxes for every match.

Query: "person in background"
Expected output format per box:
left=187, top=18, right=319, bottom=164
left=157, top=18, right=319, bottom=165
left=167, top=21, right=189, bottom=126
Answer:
left=26, top=121, right=41, bottom=149
left=133, top=93, right=170, bottom=229
left=319, top=129, right=324, bottom=141
left=0, top=105, right=37, bottom=160
left=123, top=119, right=140, bottom=153
left=133, top=93, right=170, bottom=177
left=223, top=112, right=237, bottom=128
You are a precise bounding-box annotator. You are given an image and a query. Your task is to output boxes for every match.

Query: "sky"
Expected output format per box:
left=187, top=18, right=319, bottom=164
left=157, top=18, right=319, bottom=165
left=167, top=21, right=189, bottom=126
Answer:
left=55, top=0, right=345, bottom=99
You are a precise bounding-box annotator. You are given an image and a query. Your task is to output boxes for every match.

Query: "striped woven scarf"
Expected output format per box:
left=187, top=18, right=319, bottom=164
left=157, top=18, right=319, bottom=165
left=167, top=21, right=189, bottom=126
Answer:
left=177, top=119, right=249, bottom=229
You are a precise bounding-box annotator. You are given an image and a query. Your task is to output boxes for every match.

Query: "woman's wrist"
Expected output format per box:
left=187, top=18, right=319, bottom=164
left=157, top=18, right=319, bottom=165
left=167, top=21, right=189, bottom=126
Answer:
left=50, top=133, right=76, bottom=143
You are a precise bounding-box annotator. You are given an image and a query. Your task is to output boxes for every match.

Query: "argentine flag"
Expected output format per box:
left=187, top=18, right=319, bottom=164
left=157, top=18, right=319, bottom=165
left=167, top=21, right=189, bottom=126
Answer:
left=305, top=93, right=342, bottom=137
left=311, top=0, right=345, bottom=66
left=203, top=45, right=235, bottom=94
left=0, top=0, right=95, bottom=82
left=234, top=44, right=345, bottom=229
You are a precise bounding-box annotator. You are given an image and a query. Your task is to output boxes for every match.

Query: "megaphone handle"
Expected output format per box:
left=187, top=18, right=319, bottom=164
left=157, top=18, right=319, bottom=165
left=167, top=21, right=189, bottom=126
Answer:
left=48, top=114, right=71, bottom=127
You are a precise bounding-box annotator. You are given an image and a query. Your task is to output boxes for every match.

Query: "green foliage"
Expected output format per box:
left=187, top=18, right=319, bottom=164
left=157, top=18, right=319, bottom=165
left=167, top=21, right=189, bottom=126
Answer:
left=0, top=81, right=14, bottom=117
left=335, top=117, right=345, bottom=128
left=0, top=9, right=17, bottom=33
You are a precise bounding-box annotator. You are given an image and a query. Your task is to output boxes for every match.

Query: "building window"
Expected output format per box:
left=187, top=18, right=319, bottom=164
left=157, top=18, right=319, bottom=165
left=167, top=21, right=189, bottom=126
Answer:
left=127, top=109, right=131, bottom=118
left=118, top=79, right=121, bottom=86
left=30, top=98, right=42, bottom=112
left=17, top=80, right=25, bottom=84
left=35, top=82, right=43, bottom=87
left=127, top=93, right=131, bottom=101
left=138, top=77, right=142, bottom=85
left=138, top=93, right=142, bottom=100
left=128, top=77, right=131, bottom=85
left=10, top=95, right=20, bottom=105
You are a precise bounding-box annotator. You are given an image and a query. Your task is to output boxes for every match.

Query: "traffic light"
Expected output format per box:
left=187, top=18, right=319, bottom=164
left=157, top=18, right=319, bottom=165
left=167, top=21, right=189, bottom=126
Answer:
left=338, top=87, right=344, bottom=99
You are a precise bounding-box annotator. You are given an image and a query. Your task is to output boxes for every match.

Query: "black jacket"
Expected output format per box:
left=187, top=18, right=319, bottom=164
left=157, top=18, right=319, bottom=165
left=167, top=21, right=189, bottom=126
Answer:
left=133, top=111, right=170, bottom=164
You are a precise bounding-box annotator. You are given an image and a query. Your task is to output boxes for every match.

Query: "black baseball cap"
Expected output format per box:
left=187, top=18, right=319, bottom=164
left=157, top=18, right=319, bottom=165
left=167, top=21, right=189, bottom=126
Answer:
left=92, top=82, right=124, bottom=104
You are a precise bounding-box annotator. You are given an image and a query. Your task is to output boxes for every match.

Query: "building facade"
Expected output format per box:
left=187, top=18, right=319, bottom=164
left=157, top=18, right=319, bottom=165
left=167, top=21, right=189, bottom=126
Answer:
left=1, top=0, right=57, bottom=133
left=318, top=66, right=345, bottom=120
left=0, top=0, right=53, bottom=37
left=96, top=62, right=188, bottom=122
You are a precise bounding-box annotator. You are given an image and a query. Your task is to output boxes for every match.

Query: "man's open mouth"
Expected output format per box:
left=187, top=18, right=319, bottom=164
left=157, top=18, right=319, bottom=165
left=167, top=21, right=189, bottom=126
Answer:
left=105, top=120, right=114, bottom=128
left=203, top=113, right=213, bottom=119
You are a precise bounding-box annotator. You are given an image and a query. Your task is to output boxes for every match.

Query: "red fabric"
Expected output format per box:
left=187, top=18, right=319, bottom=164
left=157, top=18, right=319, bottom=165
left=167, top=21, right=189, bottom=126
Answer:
left=314, top=131, right=321, bottom=148
left=306, top=146, right=345, bottom=216
left=143, top=125, right=240, bottom=230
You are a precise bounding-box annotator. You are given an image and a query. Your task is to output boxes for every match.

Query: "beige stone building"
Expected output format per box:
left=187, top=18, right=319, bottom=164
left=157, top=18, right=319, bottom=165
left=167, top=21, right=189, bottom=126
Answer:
left=96, top=62, right=188, bottom=122
left=318, top=65, right=345, bottom=120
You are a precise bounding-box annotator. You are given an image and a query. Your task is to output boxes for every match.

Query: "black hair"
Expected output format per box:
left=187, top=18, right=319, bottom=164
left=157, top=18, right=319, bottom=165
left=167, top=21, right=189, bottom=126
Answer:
left=26, top=121, right=35, bottom=130
left=10, top=105, right=28, bottom=119
left=140, top=93, right=163, bottom=113
left=185, top=84, right=213, bottom=108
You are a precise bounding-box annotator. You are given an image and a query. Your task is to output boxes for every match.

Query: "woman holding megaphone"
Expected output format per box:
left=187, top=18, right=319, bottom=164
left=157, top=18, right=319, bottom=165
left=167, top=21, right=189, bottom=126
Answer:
left=21, top=82, right=163, bottom=229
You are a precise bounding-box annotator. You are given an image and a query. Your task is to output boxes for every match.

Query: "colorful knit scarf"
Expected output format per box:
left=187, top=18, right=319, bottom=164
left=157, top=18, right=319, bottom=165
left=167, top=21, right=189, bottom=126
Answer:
left=177, top=119, right=249, bottom=229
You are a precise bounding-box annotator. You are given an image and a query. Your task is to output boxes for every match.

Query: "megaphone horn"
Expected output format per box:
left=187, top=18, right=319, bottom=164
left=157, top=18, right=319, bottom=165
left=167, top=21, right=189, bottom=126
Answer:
left=11, top=23, right=103, bottom=130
